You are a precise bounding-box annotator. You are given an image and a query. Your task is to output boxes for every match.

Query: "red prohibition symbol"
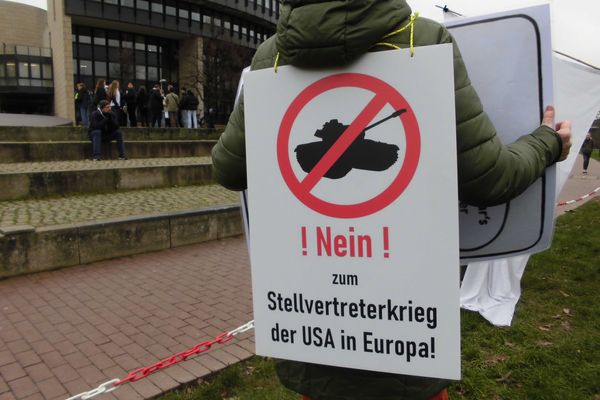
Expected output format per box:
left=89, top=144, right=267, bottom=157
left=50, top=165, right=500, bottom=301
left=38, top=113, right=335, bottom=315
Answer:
left=277, top=73, right=421, bottom=219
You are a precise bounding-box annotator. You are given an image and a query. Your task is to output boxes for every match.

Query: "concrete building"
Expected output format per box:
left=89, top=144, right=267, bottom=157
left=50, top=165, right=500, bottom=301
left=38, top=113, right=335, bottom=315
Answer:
left=0, top=0, right=54, bottom=113
left=1, top=0, right=278, bottom=121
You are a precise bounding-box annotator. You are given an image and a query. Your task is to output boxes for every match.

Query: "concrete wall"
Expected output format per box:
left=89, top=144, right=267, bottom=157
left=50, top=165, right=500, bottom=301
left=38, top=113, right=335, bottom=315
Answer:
left=47, top=0, right=75, bottom=122
left=178, top=36, right=204, bottom=118
left=0, top=0, right=47, bottom=48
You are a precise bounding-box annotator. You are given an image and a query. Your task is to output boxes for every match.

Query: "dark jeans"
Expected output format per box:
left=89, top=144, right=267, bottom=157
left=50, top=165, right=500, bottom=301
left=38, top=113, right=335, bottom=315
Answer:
left=583, top=153, right=591, bottom=170
left=89, top=129, right=126, bottom=159
left=127, top=104, right=137, bottom=127
left=79, top=106, right=89, bottom=127
left=151, top=110, right=162, bottom=127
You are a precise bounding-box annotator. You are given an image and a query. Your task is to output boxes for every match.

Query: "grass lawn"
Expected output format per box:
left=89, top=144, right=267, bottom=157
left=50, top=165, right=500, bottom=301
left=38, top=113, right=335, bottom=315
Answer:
left=591, top=149, right=600, bottom=162
left=159, top=198, right=600, bottom=400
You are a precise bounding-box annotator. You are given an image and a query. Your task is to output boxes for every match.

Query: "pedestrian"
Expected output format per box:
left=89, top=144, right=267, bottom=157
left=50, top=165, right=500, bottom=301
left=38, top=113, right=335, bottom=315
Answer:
left=137, top=86, right=150, bottom=127
left=581, top=132, right=595, bottom=174
left=211, top=1, right=572, bottom=399
left=93, top=79, right=107, bottom=107
left=165, top=85, right=180, bottom=128
left=88, top=100, right=127, bottom=161
left=107, top=80, right=126, bottom=126
left=75, top=82, right=91, bottom=127
left=149, top=84, right=164, bottom=128
left=124, top=82, right=137, bottom=127
left=181, top=90, right=200, bottom=128
left=206, top=107, right=216, bottom=130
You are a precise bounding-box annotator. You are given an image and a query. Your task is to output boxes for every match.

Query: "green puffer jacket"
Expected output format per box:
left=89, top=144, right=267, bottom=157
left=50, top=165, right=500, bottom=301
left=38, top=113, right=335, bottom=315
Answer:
left=212, top=1, right=563, bottom=399
left=212, top=0, right=562, bottom=207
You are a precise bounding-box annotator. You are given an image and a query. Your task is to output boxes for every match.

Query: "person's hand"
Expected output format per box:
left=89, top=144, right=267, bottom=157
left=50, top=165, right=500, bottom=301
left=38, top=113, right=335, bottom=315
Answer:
left=542, top=105, right=572, bottom=161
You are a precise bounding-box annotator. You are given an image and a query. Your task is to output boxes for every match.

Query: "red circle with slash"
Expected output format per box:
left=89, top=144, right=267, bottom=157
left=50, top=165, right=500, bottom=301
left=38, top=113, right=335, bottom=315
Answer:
left=277, top=72, right=421, bottom=219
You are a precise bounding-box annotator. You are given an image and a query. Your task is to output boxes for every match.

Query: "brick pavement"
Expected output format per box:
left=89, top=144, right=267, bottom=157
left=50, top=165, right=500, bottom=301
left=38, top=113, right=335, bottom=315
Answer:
left=0, top=185, right=239, bottom=227
left=0, top=236, right=254, bottom=400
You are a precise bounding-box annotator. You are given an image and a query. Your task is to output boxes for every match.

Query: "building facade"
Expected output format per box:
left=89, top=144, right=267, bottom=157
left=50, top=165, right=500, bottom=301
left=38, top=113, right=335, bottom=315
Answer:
left=1, top=0, right=278, bottom=121
left=0, top=0, right=54, bottom=113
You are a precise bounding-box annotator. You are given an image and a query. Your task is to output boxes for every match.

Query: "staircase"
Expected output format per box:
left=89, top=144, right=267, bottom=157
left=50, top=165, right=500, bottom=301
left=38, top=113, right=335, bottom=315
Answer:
left=0, top=126, right=243, bottom=278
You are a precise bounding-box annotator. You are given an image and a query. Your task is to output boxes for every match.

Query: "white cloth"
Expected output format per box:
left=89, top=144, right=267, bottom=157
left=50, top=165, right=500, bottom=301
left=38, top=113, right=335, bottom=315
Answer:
left=460, top=56, right=600, bottom=326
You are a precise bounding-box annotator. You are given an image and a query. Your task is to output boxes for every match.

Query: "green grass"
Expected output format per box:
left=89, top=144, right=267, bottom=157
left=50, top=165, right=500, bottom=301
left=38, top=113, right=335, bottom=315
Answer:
left=159, top=199, right=600, bottom=400
left=591, top=149, right=600, bottom=162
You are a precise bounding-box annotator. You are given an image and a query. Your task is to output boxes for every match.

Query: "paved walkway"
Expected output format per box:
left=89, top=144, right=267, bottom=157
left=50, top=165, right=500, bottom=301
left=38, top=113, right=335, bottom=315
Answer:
left=555, top=154, right=599, bottom=215
left=0, top=236, right=253, bottom=400
left=0, top=157, right=597, bottom=400
left=0, top=115, right=71, bottom=127
left=0, top=185, right=239, bottom=228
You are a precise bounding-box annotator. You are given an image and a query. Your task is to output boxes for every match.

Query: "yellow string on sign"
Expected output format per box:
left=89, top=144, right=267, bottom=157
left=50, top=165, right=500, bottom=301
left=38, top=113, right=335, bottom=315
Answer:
left=372, top=12, right=419, bottom=57
left=274, top=52, right=280, bottom=73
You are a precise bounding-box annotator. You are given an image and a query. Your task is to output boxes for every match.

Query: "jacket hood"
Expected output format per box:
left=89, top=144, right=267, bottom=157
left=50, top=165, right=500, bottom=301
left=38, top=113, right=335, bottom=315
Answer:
left=276, top=0, right=412, bottom=67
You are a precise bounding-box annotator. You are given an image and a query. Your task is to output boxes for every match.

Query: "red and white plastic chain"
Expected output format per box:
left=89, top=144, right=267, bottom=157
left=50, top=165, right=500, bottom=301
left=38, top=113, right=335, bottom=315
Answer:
left=556, top=186, right=600, bottom=206
left=65, top=320, right=255, bottom=400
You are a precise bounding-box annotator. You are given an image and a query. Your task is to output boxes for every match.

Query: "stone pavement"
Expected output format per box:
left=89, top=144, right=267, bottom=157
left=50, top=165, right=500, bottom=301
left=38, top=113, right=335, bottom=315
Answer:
left=0, top=157, right=210, bottom=174
left=555, top=154, right=600, bottom=216
left=0, top=236, right=254, bottom=400
left=0, top=184, right=239, bottom=227
left=0, top=115, right=71, bottom=128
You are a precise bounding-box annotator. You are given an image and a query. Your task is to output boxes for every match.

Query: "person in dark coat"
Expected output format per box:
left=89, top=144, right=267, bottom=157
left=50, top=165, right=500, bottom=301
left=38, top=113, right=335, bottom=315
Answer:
left=88, top=100, right=127, bottom=161
left=149, top=84, right=165, bottom=128
left=136, top=86, right=150, bottom=127
left=124, top=82, right=137, bottom=127
left=75, top=82, right=91, bottom=127
left=581, top=132, right=595, bottom=174
left=93, top=79, right=107, bottom=107
left=181, top=90, right=200, bottom=128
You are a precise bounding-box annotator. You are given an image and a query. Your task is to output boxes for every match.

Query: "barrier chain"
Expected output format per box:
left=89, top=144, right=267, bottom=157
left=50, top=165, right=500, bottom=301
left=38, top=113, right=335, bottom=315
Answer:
left=66, top=320, right=255, bottom=400
left=556, top=186, right=600, bottom=206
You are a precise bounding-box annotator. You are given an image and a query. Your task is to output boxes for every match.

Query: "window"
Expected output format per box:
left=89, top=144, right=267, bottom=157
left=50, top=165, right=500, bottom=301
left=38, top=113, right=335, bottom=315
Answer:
left=203, top=15, right=211, bottom=24
left=29, top=47, right=41, bottom=57
left=233, top=23, right=239, bottom=33
left=165, top=5, right=176, bottom=15
left=79, top=35, right=92, bottom=44
left=104, top=0, right=118, bottom=5
left=94, top=61, right=107, bottom=77
left=41, top=48, right=52, bottom=57
left=0, top=64, right=5, bottom=77
left=30, top=63, right=41, bottom=79
left=80, top=60, right=92, bottom=75
left=108, top=39, right=119, bottom=47
left=43, top=64, right=52, bottom=79
left=121, top=0, right=134, bottom=7
left=214, top=17, right=221, bottom=27
left=16, top=45, right=29, bottom=55
left=94, top=36, right=106, bottom=46
left=109, top=62, right=120, bottom=77
left=151, top=2, right=163, bottom=13
left=191, top=11, right=200, bottom=21
left=147, top=44, right=157, bottom=52
left=122, top=40, right=133, bottom=49
left=178, top=8, right=188, bottom=18
left=18, top=62, right=29, bottom=78
left=148, top=66, right=158, bottom=81
left=135, top=65, right=146, bottom=79
left=137, top=0, right=149, bottom=10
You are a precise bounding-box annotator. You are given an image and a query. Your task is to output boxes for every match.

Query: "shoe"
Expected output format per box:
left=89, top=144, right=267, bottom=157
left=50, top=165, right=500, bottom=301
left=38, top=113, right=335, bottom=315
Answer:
left=118, top=156, right=128, bottom=160
left=583, top=170, right=588, bottom=174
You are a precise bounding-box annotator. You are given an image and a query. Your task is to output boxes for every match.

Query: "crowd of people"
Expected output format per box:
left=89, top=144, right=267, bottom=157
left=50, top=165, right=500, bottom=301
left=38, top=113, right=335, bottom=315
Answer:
left=75, top=80, right=209, bottom=129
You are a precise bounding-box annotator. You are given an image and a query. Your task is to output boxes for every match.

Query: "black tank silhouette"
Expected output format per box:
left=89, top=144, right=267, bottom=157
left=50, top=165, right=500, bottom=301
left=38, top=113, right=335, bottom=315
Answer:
left=295, top=109, right=406, bottom=179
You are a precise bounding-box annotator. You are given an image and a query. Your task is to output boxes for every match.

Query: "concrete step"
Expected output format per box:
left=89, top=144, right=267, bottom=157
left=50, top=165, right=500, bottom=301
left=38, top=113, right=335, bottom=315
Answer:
left=0, top=157, right=214, bottom=200
left=0, top=184, right=242, bottom=278
left=0, top=126, right=223, bottom=141
left=0, top=140, right=216, bottom=162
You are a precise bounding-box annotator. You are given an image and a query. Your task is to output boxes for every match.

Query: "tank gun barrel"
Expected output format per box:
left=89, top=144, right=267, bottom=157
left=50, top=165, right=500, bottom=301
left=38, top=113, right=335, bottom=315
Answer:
left=363, top=109, right=407, bottom=133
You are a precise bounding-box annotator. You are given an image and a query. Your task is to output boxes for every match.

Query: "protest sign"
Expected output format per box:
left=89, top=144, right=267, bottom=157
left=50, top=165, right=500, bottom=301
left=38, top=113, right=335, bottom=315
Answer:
left=244, top=44, right=460, bottom=379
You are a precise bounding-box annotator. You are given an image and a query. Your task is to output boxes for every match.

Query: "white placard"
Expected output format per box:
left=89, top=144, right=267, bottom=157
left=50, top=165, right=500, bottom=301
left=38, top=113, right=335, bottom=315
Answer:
left=447, top=5, right=556, bottom=261
left=244, top=45, right=460, bottom=379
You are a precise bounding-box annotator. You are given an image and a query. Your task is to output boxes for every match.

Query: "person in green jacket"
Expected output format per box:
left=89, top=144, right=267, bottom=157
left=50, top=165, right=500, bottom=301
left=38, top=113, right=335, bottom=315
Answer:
left=211, top=1, right=572, bottom=399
